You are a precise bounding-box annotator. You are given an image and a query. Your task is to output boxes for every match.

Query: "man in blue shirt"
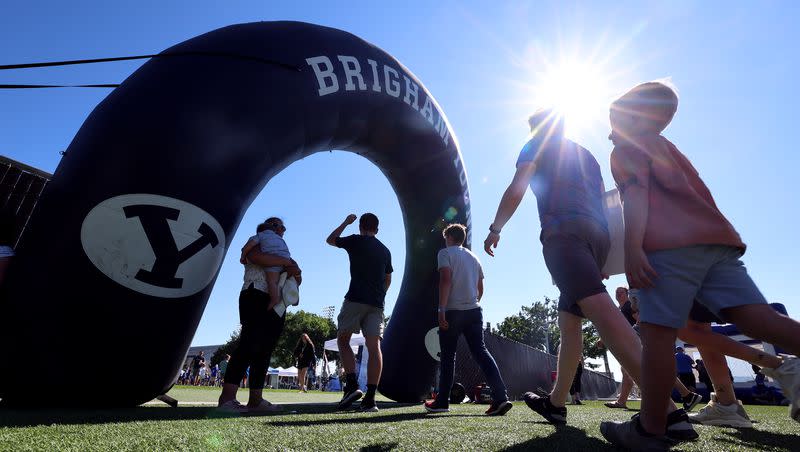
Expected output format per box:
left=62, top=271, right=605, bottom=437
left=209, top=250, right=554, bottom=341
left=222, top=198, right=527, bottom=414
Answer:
left=675, top=347, right=697, bottom=392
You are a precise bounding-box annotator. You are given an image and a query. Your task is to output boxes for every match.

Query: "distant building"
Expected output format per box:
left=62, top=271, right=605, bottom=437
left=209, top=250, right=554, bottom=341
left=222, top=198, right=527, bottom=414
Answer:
left=182, top=344, right=223, bottom=369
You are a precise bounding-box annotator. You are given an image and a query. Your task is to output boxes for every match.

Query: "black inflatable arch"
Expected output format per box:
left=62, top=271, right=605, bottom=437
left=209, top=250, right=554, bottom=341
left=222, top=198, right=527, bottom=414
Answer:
left=0, top=21, right=471, bottom=406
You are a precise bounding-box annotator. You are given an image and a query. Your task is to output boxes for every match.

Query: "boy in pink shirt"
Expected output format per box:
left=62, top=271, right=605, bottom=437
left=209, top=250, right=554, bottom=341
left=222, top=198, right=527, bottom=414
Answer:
left=601, top=81, right=800, bottom=450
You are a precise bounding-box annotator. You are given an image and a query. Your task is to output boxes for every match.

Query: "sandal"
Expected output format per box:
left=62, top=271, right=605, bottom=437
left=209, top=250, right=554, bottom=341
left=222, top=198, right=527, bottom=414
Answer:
left=604, top=401, right=628, bottom=409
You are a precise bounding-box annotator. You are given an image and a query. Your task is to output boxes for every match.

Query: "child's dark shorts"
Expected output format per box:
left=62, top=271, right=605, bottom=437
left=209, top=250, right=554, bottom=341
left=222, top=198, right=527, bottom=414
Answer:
left=541, top=219, right=610, bottom=318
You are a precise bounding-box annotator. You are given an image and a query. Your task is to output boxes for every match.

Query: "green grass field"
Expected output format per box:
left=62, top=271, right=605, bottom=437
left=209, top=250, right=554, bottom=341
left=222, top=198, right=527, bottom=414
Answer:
left=1, top=386, right=798, bottom=451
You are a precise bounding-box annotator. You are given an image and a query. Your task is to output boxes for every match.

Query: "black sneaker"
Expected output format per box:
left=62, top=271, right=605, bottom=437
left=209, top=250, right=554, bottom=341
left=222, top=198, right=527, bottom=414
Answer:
left=485, top=400, right=513, bottom=416
left=523, top=392, right=567, bottom=425
left=338, top=385, right=363, bottom=410
left=359, top=397, right=379, bottom=412
left=631, top=408, right=699, bottom=442
left=573, top=399, right=583, bottom=405
left=600, top=418, right=674, bottom=451
left=682, top=392, right=702, bottom=412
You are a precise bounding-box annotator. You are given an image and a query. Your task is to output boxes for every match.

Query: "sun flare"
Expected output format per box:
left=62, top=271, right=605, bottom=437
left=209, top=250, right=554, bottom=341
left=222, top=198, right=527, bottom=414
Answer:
left=532, top=59, right=617, bottom=139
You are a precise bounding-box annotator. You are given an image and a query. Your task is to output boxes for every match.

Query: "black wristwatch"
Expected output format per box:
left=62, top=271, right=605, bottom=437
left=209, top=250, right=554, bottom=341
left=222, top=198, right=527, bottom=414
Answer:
left=489, top=224, right=502, bottom=234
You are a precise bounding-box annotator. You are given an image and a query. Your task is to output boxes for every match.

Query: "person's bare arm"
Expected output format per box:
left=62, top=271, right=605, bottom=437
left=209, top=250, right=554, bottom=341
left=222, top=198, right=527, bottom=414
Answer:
left=611, top=147, right=657, bottom=288
left=326, top=214, right=357, bottom=246
left=438, top=267, right=452, bottom=330
left=240, top=238, right=259, bottom=264
left=477, top=277, right=484, bottom=301
left=246, top=249, right=294, bottom=268
left=621, top=187, right=657, bottom=288
left=384, top=273, right=391, bottom=292
left=483, top=161, right=537, bottom=256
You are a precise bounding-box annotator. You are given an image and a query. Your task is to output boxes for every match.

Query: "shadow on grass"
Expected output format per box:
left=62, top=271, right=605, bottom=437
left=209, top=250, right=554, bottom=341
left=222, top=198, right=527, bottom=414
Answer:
left=0, top=401, right=423, bottom=428
left=714, top=428, right=800, bottom=451
left=500, top=425, right=618, bottom=452
left=0, top=407, right=223, bottom=428
left=359, top=442, right=399, bottom=452
left=268, top=411, right=430, bottom=427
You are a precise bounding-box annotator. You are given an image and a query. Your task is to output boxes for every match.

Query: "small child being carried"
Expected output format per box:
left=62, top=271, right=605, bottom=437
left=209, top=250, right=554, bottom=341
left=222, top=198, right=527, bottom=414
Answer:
left=240, top=217, right=291, bottom=307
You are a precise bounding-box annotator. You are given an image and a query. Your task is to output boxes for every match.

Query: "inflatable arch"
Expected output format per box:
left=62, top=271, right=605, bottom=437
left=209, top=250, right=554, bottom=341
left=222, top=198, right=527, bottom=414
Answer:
left=0, top=21, right=471, bottom=406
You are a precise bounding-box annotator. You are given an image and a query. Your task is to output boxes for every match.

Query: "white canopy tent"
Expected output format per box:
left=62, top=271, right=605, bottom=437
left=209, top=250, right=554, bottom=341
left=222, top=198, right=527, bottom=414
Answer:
left=324, top=333, right=365, bottom=353
left=278, top=366, right=298, bottom=377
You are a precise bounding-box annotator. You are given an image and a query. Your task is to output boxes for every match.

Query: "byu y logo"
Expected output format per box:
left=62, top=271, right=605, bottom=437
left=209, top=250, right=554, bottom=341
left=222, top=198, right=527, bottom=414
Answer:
left=81, top=194, right=226, bottom=298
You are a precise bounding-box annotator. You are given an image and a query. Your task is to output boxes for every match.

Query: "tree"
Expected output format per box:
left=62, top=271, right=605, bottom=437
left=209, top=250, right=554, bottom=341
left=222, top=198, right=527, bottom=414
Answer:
left=210, top=328, right=241, bottom=366
left=210, top=310, right=337, bottom=369
left=496, top=297, right=558, bottom=352
left=273, top=310, right=337, bottom=367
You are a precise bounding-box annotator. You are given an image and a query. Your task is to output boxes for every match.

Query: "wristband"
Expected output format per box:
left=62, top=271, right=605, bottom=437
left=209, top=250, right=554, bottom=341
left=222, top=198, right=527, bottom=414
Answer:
left=438, top=307, right=446, bottom=313
left=489, top=224, right=502, bottom=234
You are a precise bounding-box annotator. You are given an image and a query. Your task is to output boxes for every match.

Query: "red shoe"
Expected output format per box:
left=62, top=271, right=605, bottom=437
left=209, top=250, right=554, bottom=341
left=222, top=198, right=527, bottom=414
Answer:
left=424, top=400, right=450, bottom=413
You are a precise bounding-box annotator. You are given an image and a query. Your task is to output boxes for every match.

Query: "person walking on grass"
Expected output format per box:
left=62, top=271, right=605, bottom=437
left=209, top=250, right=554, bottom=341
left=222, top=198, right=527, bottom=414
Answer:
left=327, top=213, right=393, bottom=412
left=424, top=224, right=512, bottom=416
left=483, top=108, right=696, bottom=441
left=570, top=356, right=583, bottom=405
left=294, top=333, right=316, bottom=393
left=217, top=218, right=302, bottom=414
left=600, top=81, right=800, bottom=450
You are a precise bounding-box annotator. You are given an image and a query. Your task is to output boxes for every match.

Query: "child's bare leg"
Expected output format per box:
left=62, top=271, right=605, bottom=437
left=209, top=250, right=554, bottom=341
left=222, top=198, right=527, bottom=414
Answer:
left=674, top=377, right=690, bottom=398
left=721, top=305, right=800, bottom=356
left=549, top=311, right=582, bottom=407
left=266, top=271, right=281, bottom=307
left=615, top=370, right=634, bottom=406
left=578, top=293, right=680, bottom=416
left=679, top=320, right=783, bottom=369
left=639, top=322, right=679, bottom=436
left=696, top=345, right=737, bottom=405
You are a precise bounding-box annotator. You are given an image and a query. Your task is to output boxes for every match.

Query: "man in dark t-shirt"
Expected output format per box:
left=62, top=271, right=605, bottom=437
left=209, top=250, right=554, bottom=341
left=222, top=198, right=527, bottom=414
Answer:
left=191, top=351, right=205, bottom=386
left=326, top=213, right=393, bottom=412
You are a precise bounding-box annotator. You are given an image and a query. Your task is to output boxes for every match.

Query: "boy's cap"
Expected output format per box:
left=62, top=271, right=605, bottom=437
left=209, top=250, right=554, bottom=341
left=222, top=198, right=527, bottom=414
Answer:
left=612, top=81, right=678, bottom=133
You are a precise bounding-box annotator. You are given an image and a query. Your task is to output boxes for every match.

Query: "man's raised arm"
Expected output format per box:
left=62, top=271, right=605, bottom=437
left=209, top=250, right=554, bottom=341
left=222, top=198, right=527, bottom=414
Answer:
left=326, top=214, right=357, bottom=246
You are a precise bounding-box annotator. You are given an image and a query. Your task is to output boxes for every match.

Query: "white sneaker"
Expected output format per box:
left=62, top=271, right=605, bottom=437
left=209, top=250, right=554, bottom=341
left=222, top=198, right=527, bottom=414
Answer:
left=689, top=393, right=752, bottom=428
left=761, top=356, right=800, bottom=422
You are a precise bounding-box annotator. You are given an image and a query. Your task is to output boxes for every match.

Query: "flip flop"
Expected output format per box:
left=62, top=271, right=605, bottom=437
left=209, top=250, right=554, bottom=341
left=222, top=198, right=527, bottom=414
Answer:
left=604, top=401, right=628, bottom=409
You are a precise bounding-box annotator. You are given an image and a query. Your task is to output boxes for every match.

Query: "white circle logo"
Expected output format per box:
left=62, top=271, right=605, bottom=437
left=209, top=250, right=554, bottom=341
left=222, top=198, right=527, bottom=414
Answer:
left=80, top=194, right=226, bottom=298
left=424, top=327, right=441, bottom=361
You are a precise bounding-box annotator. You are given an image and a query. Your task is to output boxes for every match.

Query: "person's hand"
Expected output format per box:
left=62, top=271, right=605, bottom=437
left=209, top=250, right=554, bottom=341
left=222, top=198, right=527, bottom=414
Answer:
left=483, top=231, right=500, bottom=256
left=438, top=311, right=449, bottom=331
left=601, top=272, right=610, bottom=280
left=624, top=246, right=658, bottom=289
left=344, top=214, right=357, bottom=225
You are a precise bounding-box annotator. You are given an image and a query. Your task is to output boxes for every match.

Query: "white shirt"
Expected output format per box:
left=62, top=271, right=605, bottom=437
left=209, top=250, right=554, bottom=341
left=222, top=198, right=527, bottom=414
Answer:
left=437, top=245, right=484, bottom=311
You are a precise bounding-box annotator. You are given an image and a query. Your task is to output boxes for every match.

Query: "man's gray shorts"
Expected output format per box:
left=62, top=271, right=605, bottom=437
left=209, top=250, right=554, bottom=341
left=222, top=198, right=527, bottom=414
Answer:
left=337, top=300, right=384, bottom=338
left=637, top=245, right=767, bottom=328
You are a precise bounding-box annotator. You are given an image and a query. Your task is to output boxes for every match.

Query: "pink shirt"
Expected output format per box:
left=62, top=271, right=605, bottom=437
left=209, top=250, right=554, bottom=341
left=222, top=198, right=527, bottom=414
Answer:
left=610, top=134, right=744, bottom=253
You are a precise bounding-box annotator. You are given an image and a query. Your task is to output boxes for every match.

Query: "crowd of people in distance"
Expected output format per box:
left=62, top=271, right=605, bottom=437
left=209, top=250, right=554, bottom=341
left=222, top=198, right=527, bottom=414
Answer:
left=177, top=351, right=230, bottom=387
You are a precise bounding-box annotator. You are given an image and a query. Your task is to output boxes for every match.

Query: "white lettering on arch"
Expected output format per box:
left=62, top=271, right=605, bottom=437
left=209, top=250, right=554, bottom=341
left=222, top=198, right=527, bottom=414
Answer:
left=305, top=56, right=339, bottom=96
left=337, top=55, right=367, bottom=91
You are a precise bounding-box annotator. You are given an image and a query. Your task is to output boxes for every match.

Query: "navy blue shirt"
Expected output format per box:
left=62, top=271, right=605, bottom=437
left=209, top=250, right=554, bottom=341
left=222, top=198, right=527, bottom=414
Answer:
left=675, top=352, right=694, bottom=374
left=335, top=234, right=393, bottom=308
left=516, top=135, right=607, bottom=232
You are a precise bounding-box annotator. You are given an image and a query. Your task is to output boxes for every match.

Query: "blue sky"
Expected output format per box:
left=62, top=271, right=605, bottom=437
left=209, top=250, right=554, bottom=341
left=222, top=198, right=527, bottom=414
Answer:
left=2, top=1, right=798, bottom=379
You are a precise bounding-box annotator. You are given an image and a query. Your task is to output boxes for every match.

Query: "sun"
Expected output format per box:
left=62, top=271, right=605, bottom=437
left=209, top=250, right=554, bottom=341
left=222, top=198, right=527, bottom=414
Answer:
left=532, top=58, right=617, bottom=139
